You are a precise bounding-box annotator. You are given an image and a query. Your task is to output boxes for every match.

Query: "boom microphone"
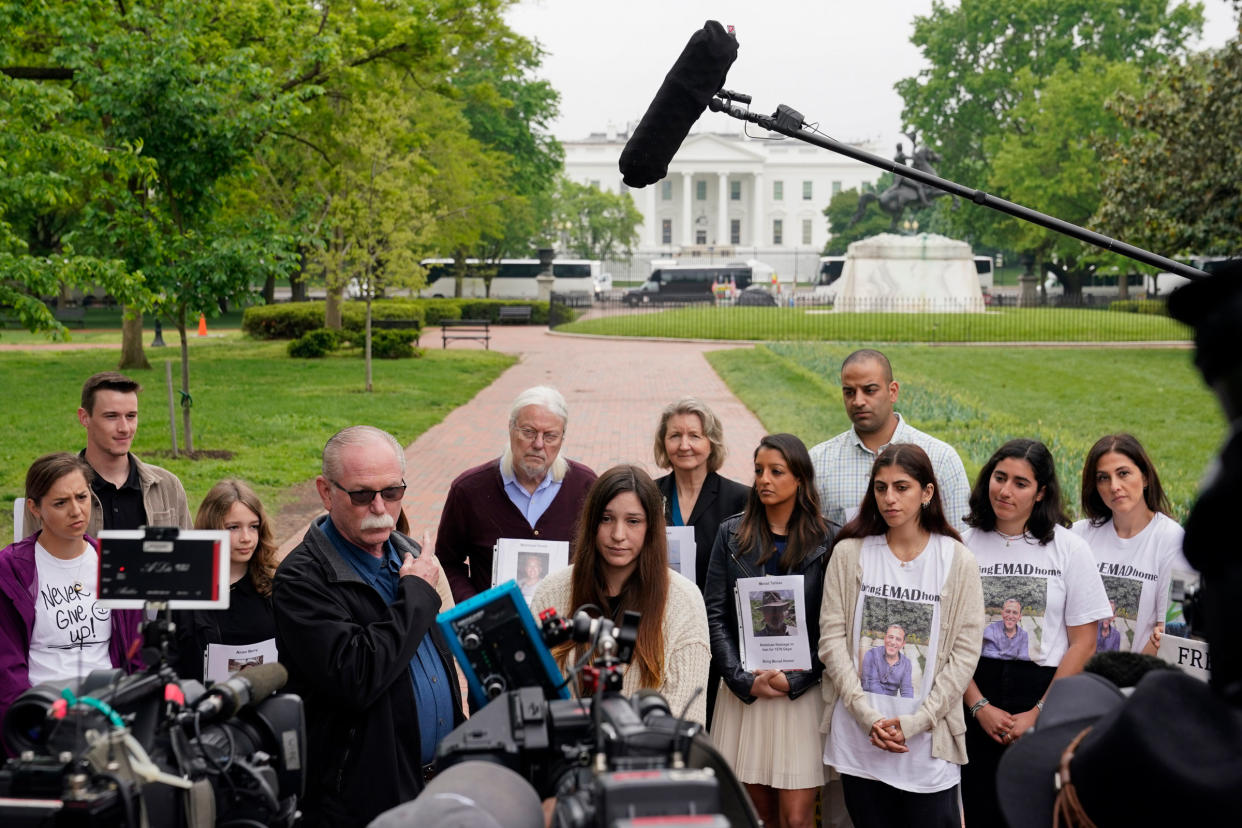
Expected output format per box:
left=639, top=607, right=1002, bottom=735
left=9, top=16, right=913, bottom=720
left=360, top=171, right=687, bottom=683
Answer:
left=618, top=20, right=738, bottom=188
left=193, top=662, right=288, bottom=723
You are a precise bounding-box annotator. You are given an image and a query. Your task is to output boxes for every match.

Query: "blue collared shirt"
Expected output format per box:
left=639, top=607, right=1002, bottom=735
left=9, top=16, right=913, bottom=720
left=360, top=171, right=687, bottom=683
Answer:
left=322, top=518, right=454, bottom=764
left=501, top=463, right=563, bottom=527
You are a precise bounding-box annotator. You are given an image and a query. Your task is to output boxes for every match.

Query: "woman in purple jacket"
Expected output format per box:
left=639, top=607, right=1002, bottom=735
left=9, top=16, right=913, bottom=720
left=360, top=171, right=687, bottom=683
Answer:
left=0, top=453, right=143, bottom=736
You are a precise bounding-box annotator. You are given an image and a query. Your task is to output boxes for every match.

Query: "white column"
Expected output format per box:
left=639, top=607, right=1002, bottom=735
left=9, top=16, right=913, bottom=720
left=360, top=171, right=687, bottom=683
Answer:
left=752, top=172, right=765, bottom=248
left=646, top=185, right=658, bottom=246
left=717, top=172, right=728, bottom=246
left=681, top=172, right=693, bottom=247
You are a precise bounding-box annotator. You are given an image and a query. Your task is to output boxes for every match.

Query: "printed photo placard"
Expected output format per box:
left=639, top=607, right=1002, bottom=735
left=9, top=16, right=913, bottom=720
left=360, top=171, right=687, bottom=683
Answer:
left=493, top=537, right=569, bottom=606
left=735, top=574, right=810, bottom=671
left=980, top=576, right=1048, bottom=662
left=857, top=595, right=935, bottom=699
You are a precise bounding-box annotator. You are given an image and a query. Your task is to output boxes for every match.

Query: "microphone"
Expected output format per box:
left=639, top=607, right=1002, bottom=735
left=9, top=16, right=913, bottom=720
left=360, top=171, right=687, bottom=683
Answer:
left=618, top=20, right=738, bottom=188
left=193, top=662, right=288, bottom=723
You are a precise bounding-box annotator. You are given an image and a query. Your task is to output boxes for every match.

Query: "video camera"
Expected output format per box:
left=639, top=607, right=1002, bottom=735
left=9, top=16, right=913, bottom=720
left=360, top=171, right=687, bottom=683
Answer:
left=419, top=581, right=759, bottom=828
left=0, top=527, right=306, bottom=828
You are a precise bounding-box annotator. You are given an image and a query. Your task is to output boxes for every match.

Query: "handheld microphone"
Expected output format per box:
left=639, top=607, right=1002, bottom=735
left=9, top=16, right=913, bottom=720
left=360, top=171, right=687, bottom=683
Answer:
left=193, top=661, right=288, bottom=723
left=618, top=20, right=738, bottom=188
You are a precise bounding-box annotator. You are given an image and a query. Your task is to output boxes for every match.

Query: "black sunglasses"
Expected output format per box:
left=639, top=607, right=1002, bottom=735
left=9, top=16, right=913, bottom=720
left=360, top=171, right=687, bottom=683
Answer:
left=330, top=479, right=407, bottom=506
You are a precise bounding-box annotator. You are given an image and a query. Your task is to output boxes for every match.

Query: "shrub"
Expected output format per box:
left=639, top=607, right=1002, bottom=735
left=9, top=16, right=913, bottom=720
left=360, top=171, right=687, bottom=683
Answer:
left=288, top=328, right=342, bottom=358
left=420, top=300, right=462, bottom=326
left=368, top=329, right=420, bottom=359
left=457, top=300, right=549, bottom=324
left=342, top=300, right=427, bottom=333
left=244, top=302, right=326, bottom=339
left=1109, top=299, right=1168, bottom=316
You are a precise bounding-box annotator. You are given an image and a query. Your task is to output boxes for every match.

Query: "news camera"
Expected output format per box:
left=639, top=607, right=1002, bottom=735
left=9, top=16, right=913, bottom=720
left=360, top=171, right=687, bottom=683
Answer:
left=0, top=527, right=305, bottom=828
left=419, top=581, right=759, bottom=828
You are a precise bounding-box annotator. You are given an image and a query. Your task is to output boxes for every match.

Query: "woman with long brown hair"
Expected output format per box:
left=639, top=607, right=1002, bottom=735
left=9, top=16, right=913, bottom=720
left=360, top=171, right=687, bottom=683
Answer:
left=173, top=479, right=280, bottom=683
left=705, top=433, right=835, bottom=828
left=820, top=444, right=983, bottom=828
left=532, top=465, right=710, bottom=724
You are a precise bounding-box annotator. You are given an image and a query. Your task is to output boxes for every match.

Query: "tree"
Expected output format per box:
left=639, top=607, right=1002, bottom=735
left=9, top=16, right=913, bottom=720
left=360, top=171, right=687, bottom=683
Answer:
left=896, top=0, right=1203, bottom=255
left=822, top=176, right=894, bottom=255
left=1094, top=30, right=1242, bottom=259
left=983, top=57, right=1145, bottom=296
left=551, top=179, right=642, bottom=262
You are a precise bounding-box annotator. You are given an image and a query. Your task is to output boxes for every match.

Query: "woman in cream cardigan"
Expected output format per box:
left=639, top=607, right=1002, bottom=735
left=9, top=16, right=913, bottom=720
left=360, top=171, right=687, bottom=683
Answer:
left=819, top=444, right=983, bottom=828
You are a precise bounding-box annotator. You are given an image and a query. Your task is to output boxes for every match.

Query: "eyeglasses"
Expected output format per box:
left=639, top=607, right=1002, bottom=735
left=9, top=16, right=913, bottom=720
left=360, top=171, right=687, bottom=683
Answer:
left=330, top=479, right=407, bottom=506
left=513, top=426, right=563, bottom=445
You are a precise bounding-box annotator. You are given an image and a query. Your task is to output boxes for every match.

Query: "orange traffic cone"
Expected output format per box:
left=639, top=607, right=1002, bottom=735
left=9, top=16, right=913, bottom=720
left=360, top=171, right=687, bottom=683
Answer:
left=197, top=313, right=207, bottom=337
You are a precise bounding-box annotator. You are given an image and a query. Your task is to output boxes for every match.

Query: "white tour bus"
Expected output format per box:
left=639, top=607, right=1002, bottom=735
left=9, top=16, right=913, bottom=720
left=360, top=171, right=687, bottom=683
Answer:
left=418, top=258, right=599, bottom=301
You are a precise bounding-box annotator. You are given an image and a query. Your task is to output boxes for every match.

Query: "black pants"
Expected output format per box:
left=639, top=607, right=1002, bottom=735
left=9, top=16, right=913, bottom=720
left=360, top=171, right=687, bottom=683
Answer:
left=961, top=656, right=1056, bottom=827
left=840, top=774, right=960, bottom=828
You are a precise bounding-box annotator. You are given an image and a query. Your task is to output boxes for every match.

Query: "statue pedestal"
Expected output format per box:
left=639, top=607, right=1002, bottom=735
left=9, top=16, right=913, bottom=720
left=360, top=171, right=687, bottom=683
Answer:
left=536, top=273, right=555, bottom=303
left=1018, top=273, right=1040, bottom=307
left=834, top=233, right=986, bottom=313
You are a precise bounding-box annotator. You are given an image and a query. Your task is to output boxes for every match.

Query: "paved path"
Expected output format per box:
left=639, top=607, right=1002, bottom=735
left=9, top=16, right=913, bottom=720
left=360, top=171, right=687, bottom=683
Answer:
left=276, top=326, right=767, bottom=556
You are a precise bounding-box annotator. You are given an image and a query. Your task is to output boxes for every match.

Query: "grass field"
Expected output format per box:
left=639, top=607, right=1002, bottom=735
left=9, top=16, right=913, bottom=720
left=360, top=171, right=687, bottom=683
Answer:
left=705, top=344, right=1223, bottom=520
left=0, top=334, right=515, bottom=540
left=559, top=306, right=1188, bottom=342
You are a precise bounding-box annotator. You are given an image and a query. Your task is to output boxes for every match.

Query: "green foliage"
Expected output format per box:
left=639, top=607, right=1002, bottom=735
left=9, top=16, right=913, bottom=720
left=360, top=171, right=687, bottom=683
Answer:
left=367, top=329, right=420, bottom=359
left=242, top=303, right=328, bottom=339
left=287, top=328, right=342, bottom=358
left=243, top=298, right=546, bottom=339
left=0, top=338, right=516, bottom=541
left=419, top=300, right=464, bottom=326
left=1109, top=299, right=1169, bottom=316
left=823, top=180, right=891, bottom=255
left=896, top=0, right=1203, bottom=254
left=457, top=300, right=549, bottom=324
left=706, top=344, right=1223, bottom=520
left=1094, top=33, right=1242, bottom=257
left=341, top=302, right=427, bottom=334
left=550, top=178, right=643, bottom=261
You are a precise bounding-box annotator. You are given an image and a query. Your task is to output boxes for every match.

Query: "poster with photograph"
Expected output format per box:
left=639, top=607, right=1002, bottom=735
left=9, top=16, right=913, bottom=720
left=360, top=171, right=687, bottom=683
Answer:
left=979, top=576, right=1048, bottom=662
left=665, top=526, right=696, bottom=584
left=1097, top=575, right=1143, bottom=652
left=205, top=638, right=279, bottom=684
left=856, top=595, right=935, bottom=699
left=735, top=575, right=810, bottom=671
left=493, top=537, right=569, bottom=606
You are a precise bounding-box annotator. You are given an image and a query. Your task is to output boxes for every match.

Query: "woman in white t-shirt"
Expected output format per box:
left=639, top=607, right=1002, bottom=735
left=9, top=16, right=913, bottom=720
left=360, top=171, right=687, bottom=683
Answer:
left=1073, top=433, right=1189, bottom=655
left=959, top=439, right=1111, bottom=827
left=0, top=454, right=144, bottom=727
left=820, top=443, right=983, bottom=828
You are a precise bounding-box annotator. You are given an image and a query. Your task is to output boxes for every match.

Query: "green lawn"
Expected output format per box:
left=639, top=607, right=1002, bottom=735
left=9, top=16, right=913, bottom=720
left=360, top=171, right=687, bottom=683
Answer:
left=0, top=334, right=515, bottom=540
left=706, top=344, right=1222, bottom=520
left=559, top=306, right=1188, bottom=342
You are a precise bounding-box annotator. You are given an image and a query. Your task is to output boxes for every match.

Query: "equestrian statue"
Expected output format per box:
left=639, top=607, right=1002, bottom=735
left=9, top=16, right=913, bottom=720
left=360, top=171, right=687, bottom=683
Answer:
left=851, top=131, right=955, bottom=229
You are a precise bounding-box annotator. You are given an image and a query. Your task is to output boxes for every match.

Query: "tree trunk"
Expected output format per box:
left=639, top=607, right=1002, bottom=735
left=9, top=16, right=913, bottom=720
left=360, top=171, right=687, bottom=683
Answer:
left=290, top=273, right=307, bottom=302
left=118, top=306, right=152, bottom=370
left=262, top=273, right=276, bottom=304
left=1118, top=272, right=1130, bottom=301
left=178, top=306, right=194, bottom=453
left=364, top=292, right=373, bottom=393
left=325, top=287, right=342, bottom=330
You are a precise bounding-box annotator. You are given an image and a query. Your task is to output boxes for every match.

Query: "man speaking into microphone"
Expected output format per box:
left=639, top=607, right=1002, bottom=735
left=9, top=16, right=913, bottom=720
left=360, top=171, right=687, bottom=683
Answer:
left=272, top=426, right=465, bottom=827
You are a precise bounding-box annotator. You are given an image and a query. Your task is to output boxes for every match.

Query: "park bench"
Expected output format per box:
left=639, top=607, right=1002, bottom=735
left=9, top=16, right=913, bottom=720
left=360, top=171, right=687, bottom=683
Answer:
left=371, top=318, right=422, bottom=345
left=441, top=318, right=491, bottom=350
left=498, top=305, right=532, bottom=324
left=54, top=306, right=87, bottom=327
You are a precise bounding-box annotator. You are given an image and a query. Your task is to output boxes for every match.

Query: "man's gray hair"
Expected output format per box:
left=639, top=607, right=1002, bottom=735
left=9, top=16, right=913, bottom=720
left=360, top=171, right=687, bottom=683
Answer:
left=507, top=385, right=568, bottom=430
left=322, top=426, right=406, bottom=479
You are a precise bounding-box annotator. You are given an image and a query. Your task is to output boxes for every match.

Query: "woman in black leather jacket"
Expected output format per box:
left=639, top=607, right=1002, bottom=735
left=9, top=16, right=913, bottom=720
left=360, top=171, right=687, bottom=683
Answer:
left=705, top=433, right=837, bottom=828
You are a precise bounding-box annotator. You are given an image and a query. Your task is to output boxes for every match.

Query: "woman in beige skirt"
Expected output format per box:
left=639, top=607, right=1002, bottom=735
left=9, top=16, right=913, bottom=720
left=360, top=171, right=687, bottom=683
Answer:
left=704, top=434, right=837, bottom=828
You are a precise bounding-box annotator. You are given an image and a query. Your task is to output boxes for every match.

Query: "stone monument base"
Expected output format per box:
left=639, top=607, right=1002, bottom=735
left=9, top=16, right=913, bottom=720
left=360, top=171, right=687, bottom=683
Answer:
left=834, top=233, right=986, bottom=313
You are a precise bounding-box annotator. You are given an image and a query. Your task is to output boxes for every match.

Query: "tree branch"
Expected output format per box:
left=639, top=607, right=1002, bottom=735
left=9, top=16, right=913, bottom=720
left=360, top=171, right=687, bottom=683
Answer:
left=271, top=130, right=333, bottom=164
left=1, top=66, right=75, bottom=80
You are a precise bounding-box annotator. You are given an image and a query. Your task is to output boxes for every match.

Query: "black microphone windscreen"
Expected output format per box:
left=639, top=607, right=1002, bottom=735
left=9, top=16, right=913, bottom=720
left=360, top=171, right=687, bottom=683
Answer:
left=618, top=20, right=738, bottom=188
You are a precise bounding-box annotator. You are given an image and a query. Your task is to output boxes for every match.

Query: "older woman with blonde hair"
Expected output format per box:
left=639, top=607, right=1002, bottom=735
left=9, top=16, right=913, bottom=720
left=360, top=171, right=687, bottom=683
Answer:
left=173, top=479, right=280, bottom=683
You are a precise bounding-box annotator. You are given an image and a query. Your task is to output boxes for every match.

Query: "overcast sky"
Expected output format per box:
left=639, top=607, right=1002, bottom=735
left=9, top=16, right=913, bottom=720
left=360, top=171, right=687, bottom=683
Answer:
left=506, top=0, right=1240, bottom=153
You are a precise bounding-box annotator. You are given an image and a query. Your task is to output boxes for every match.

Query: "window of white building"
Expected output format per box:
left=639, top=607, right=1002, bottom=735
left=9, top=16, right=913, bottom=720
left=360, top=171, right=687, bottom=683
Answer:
left=730, top=219, right=741, bottom=245
left=802, top=219, right=813, bottom=245
left=661, top=180, right=672, bottom=200
left=730, top=180, right=741, bottom=201
left=832, top=180, right=842, bottom=195
left=773, top=181, right=784, bottom=201
left=802, top=180, right=813, bottom=200
left=696, top=180, right=707, bottom=200
left=662, top=219, right=672, bottom=245
left=773, top=219, right=783, bottom=246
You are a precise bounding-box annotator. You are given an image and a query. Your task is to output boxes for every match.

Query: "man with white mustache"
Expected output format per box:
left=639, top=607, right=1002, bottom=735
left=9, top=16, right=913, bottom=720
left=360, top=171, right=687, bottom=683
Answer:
left=272, top=426, right=464, bottom=827
left=438, top=385, right=596, bottom=602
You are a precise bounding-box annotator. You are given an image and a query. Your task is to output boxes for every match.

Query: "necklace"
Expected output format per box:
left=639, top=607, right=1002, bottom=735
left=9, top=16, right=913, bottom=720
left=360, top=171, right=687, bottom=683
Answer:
left=70, top=547, right=90, bottom=594
left=998, top=530, right=1026, bottom=547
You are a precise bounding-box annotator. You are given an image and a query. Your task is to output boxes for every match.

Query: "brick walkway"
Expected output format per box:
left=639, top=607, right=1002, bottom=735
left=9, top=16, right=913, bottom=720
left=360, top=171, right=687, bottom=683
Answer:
left=276, top=326, right=767, bottom=555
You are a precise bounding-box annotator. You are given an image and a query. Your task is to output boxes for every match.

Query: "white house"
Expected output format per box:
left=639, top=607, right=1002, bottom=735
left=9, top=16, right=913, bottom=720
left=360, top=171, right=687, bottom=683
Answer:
left=562, top=129, right=883, bottom=285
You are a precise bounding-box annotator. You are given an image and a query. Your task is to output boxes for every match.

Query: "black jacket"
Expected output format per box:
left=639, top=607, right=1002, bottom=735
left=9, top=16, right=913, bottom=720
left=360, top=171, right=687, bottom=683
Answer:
left=272, top=518, right=464, bottom=828
left=172, top=573, right=276, bottom=683
left=704, top=514, right=836, bottom=704
left=655, top=471, right=751, bottom=593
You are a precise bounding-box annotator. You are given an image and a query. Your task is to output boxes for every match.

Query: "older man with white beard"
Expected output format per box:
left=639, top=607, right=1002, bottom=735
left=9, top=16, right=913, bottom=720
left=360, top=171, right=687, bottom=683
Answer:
left=437, top=385, right=597, bottom=602
left=272, top=426, right=464, bottom=827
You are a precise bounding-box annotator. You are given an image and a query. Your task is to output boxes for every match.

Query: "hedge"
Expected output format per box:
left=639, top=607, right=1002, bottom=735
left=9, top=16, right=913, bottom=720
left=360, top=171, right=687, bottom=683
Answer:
left=243, top=298, right=553, bottom=340
left=1108, top=299, right=1169, bottom=316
